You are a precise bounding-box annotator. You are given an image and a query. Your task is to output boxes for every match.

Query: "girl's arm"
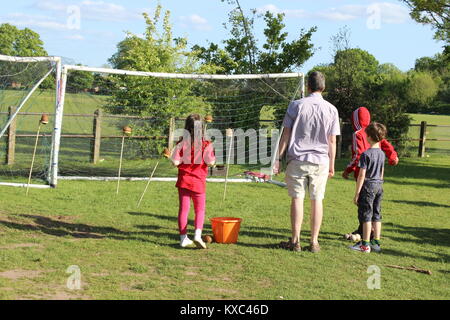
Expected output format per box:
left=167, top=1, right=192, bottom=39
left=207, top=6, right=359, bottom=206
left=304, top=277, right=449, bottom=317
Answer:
left=204, top=142, right=216, bottom=167
left=171, top=142, right=184, bottom=167
left=354, top=168, right=366, bottom=205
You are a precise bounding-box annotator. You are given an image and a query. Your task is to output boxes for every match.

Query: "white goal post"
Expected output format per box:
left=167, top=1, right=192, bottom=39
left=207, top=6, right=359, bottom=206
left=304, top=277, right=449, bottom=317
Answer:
left=0, top=55, right=304, bottom=187
left=0, top=54, right=62, bottom=189
left=51, top=64, right=304, bottom=186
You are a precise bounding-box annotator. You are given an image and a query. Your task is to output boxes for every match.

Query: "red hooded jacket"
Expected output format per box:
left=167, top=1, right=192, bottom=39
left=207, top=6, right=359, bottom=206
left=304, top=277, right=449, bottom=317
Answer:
left=344, top=107, right=398, bottom=179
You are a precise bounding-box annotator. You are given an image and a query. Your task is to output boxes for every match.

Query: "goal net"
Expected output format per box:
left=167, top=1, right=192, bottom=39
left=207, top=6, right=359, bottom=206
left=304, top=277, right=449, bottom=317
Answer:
left=1, top=58, right=304, bottom=187
left=0, top=55, right=60, bottom=188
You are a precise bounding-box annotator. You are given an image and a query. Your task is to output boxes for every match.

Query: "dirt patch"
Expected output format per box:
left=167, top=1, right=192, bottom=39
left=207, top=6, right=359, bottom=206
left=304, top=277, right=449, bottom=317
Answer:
left=0, top=269, right=43, bottom=280
left=19, top=290, right=91, bottom=300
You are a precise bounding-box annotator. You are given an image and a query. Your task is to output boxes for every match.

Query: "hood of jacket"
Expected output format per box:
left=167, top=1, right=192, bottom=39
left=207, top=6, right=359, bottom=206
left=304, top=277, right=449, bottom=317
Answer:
left=351, top=107, right=371, bottom=131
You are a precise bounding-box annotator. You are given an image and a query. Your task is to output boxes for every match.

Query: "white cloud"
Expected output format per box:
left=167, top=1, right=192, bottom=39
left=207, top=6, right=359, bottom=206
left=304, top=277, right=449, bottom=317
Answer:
left=257, top=2, right=410, bottom=24
left=65, top=34, right=85, bottom=41
left=256, top=4, right=307, bottom=18
left=179, top=14, right=212, bottom=31
left=1, top=12, right=69, bottom=30
left=33, top=0, right=144, bottom=22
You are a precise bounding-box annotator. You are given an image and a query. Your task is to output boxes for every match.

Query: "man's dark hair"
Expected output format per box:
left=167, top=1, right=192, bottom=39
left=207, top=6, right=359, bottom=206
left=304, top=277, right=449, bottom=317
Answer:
left=308, top=71, right=326, bottom=92
left=365, top=122, right=387, bottom=142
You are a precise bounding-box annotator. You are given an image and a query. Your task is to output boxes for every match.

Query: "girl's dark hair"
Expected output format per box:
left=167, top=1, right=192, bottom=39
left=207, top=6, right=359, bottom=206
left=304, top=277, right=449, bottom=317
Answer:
left=365, top=122, right=387, bottom=142
left=184, top=114, right=204, bottom=142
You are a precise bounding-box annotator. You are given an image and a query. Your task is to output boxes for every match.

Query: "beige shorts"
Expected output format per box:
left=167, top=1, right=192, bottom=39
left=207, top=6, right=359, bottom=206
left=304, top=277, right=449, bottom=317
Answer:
left=285, top=160, right=329, bottom=200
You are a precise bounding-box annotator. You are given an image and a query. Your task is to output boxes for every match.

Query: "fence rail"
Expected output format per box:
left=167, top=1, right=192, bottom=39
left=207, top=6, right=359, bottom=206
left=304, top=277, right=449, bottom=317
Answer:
left=2, top=110, right=449, bottom=165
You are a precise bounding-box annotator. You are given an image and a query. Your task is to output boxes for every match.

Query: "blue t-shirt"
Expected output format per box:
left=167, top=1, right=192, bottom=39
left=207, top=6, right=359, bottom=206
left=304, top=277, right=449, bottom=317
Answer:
left=358, top=148, right=385, bottom=182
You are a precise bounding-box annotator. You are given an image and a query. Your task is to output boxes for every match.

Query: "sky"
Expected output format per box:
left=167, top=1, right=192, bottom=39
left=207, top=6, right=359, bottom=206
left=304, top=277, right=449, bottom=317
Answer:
left=0, top=0, right=446, bottom=73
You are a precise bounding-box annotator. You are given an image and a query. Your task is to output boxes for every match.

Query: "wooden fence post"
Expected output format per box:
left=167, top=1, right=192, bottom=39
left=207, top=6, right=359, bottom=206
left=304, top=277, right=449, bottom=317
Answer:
left=91, top=109, right=102, bottom=164
left=418, top=121, right=427, bottom=158
left=168, top=117, right=175, bottom=151
left=6, top=106, right=17, bottom=165
left=337, top=118, right=343, bottom=159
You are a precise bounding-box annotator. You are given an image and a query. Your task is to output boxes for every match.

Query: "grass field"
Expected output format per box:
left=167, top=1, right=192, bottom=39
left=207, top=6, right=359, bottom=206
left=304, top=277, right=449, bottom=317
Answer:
left=406, top=114, right=450, bottom=157
left=0, top=157, right=448, bottom=300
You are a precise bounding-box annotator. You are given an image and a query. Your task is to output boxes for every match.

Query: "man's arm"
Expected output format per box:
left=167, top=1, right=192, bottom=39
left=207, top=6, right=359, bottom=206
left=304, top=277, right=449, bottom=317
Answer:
left=354, top=168, right=366, bottom=205
left=328, top=135, right=337, bottom=178
left=273, top=127, right=292, bottom=174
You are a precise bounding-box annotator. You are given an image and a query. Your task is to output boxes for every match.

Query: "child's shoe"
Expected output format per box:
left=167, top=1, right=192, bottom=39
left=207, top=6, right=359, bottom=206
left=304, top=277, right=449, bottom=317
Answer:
left=180, top=235, right=194, bottom=248
left=193, top=237, right=207, bottom=249
left=370, top=241, right=381, bottom=253
left=193, top=229, right=207, bottom=249
left=349, top=241, right=371, bottom=253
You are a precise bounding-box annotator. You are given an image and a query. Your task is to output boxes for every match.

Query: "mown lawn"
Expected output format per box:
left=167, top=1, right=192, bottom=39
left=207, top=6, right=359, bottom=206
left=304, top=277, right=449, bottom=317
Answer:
left=0, top=157, right=448, bottom=300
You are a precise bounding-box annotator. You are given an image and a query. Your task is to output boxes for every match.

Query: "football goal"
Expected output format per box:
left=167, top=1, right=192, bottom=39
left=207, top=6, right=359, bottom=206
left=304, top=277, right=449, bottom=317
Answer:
left=0, top=55, right=304, bottom=188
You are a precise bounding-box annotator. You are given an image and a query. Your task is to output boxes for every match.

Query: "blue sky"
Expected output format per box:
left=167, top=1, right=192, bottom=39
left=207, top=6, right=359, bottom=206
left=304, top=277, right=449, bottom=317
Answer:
left=0, top=0, right=445, bottom=72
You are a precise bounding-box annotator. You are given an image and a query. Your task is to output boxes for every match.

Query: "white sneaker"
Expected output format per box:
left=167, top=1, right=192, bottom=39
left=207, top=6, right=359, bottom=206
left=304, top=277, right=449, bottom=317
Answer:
left=193, top=237, right=207, bottom=249
left=180, top=237, right=194, bottom=248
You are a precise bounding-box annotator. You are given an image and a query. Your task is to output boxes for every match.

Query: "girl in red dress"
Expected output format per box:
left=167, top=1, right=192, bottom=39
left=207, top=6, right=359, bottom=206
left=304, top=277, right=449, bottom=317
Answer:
left=170, top=114, right=216, bottom=249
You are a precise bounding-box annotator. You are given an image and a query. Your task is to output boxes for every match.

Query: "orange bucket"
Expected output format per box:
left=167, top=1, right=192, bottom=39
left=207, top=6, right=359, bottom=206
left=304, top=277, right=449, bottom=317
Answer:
left=210, top=217, right=242, bottom=244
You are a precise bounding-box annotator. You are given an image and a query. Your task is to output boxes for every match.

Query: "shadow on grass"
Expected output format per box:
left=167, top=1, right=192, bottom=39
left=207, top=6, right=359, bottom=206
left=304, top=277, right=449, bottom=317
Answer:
left=0, top=213, right=182, bottom=245
left=386, top=200, right=450, bottom=209
left=381, top=222, right=450, bottom=264
left=384, top=222, right=450, bottom=247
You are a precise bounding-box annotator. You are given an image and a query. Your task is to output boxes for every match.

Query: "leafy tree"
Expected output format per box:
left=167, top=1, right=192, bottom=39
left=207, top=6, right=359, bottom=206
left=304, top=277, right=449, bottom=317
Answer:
left=315, top=28, right=411, bottom=153
left=404, top=71, right=440, bottom=112
left=193, top=1, right=317, bottom=129
left=106, top=4, right=214, bottom=155
left=415, top=52, right=450, bottom=107
left=0, top=23, right=55, bottom=89
left=401, top=0, right=449, bottom=42
left=67, top=65, right=94, bottom=93
left=0, top=23, right=47, bottom=56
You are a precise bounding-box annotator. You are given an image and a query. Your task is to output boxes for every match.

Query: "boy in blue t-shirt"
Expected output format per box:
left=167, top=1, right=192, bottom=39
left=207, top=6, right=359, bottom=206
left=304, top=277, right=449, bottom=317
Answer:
left=349, top=122, right=387, bottom=253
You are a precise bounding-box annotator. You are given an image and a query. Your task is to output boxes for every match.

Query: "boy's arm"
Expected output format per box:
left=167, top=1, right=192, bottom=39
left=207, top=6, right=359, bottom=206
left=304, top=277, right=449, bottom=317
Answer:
left=328, top=135, right=336, bottom=178
left=354, top=168, right=366, bottom=205
left=380, top=139, right=399, bottom=166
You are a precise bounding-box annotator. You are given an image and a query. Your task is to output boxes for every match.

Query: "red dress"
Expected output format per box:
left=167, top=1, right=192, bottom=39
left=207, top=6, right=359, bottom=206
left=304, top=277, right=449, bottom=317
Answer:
left=172, top=139, right=215, bottom=194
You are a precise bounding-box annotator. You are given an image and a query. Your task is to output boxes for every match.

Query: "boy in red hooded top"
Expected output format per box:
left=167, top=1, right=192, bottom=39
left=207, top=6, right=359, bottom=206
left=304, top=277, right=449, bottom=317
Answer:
left=342, top=107, right=399, bottom=237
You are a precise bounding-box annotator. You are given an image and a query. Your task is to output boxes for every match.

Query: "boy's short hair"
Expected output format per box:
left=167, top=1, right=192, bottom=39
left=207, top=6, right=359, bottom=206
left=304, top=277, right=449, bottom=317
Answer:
left=365, top=122, right=387, bottom=142
left=308, top=71, right=326, bottom=92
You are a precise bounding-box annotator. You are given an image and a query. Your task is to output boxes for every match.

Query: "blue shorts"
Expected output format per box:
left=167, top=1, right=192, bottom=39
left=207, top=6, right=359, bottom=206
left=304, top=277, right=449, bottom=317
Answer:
left=358, top=181, right=383, bottom=223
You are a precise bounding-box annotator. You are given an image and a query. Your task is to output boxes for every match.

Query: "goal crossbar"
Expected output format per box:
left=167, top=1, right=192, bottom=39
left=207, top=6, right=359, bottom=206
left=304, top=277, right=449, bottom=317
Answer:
left=64, top=64, right=303, bottom=80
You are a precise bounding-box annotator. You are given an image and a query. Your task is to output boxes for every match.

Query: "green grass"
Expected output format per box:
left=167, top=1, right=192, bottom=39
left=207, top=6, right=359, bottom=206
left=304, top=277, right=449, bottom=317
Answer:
left=0, top=157, right=449, bottom=300
left=406, top=114, right=450, bottom=157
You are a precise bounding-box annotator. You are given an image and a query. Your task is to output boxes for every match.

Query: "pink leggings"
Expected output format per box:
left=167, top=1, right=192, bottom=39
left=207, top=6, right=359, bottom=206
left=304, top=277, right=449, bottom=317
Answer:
left=178, top=188, right=206, bottom=235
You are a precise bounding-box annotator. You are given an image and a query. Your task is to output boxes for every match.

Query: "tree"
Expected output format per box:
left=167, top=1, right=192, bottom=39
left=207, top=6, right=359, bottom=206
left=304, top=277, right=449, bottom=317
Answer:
left=401, top=0, right=449, bottom=42
left=0, top=23, right=47, bottom=56
left=106, top=4, right=214, bottom=155
left=0, top=23, right=55, bottom=89
left=404, top=71, right=439, bottom=112
left=193, top=1, right=317, bottom=128
left=314, top=28, right=411, bottom=153
left=67, top=65, right=94, bottom=93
